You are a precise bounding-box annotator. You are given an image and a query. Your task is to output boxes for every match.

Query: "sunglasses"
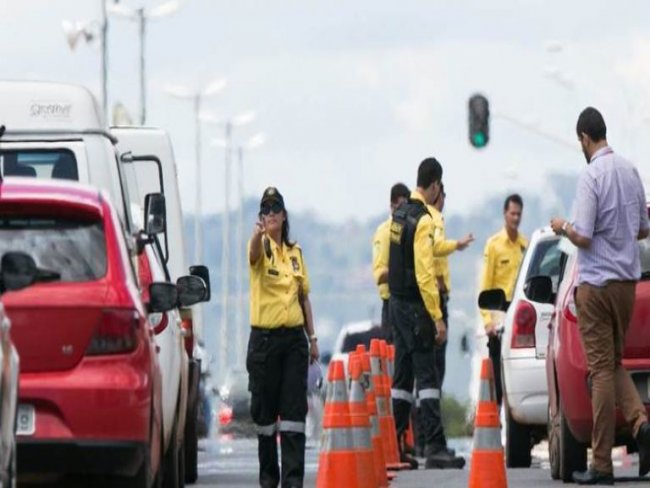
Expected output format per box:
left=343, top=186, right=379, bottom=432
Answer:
left=260, top=202, right=284, bottom=215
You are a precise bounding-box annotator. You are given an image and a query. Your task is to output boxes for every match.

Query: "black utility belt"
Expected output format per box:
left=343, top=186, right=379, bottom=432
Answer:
left=251, top=325, right=305, bottom=335
left=391, top=294, right=424, bottom=304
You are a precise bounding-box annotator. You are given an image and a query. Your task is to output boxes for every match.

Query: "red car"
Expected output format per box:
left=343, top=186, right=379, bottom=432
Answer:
left=0, top=179, right=176, bottom=486
left=545, top=208, right=650, bottom=482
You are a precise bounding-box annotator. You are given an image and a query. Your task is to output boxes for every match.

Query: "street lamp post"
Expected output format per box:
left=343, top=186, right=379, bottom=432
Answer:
left=207, top=111, right=256, bottom=372
left=234, top=133, right=266, bottom=366
left=109, top=1, right=180, bottom=125
left=165, top=79, right=227, bottom=341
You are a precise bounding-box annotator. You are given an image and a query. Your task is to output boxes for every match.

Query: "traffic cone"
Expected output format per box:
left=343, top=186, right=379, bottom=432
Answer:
left=370, top=340, right=406, bottom=470
left=468, top=359, right=507, bottom=488
left=359, top=345, right=391, bottom=486
left=387, top=345, right=415, bottom=456
left=348, top=353, right=379, bottom=487
left=317, top=360, right=360, bottom=488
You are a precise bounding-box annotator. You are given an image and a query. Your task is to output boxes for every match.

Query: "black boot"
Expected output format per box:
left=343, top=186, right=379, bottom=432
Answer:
left=399, top=435, right=418, bottom=470
left=637, top=422, right=650, bottom=477
left=423, top=444, right=465, bottom=470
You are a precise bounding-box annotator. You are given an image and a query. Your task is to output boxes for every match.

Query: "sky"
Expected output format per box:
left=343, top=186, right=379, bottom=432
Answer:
left=1, top=0, right=650, bottom=223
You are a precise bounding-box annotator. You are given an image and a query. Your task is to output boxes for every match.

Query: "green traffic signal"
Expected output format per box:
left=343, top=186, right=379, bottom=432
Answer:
left=471, top=132, right=487, bottom=148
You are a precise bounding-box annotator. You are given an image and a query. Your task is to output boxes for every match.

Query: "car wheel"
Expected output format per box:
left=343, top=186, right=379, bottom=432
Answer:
left=184, top=396, right=199, bottom=484
left=548, top=402, right=561, bottom=480
left=163, top=422, right=183, bottom=488
left=505, top=404, right=532, bottom=468
left=556, top=401, right=587, bottom=482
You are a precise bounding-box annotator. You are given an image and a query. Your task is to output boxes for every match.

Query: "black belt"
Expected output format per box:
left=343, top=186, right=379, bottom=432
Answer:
left=251, top=325, right=304, bottom=335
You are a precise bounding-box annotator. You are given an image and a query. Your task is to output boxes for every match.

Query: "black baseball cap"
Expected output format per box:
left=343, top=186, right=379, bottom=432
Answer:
left=260, top=186, right=285, bottom=209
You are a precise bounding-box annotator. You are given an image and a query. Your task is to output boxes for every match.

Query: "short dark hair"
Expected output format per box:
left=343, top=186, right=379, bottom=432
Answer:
left=504, top=193, right=523, bottom=212
left=390, top=183, right=410, bottom=204
left=576, top=107, right=606, bottom=142
left=416, top=158, right=443, bottom=189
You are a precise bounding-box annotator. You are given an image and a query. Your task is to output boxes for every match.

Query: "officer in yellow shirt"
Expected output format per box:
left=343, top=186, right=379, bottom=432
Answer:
left=389, top=158, right=465, bottom=470
left=372, top=182, right=410, bottom=342
left=479, top=193, right=528, bottom=407
left=430, top=184, right=474, bottom=386
left=247, top=187, right=318, bottom=488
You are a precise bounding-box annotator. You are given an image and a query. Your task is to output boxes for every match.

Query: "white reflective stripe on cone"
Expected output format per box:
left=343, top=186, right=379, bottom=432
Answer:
left=370, top=415, right=380, bottom=437
left=351, top=426, right=373, bottom=450
left=321, top=427, right=355, bottom=452
left=327, top=379, right=348, bottom=403
left=279, top=420, right=306, bottom=434
left=350, top=380, right=366, bottom=402
left=370, top=357, right=381, bottom=374
left=256, top=423, right=277, bottom=436
left=478, top=378, right=495, bottom=402
left=391, top=388, right=414, bottom=403
left=473, top=427, right=503, bottom=450
left=418, top=388, right=440, bottom=400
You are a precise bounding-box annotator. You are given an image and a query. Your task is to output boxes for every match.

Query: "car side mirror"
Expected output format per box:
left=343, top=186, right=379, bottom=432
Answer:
left=190, top=265, right=211, bottom=302
left=1, top=252, right=39, bottom=292
left=177, top=275, right=207, bottom=308
left=149, top=282, right=178, bottom=313
left=524, top=275, right=554, bottom=304
left=144, top=193, right=166, bottom=236
left=478, top=288, right=509, bottom=312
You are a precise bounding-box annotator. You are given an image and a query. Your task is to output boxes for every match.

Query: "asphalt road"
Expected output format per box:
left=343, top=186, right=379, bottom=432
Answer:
left=196, top=436, right=650, bottom=487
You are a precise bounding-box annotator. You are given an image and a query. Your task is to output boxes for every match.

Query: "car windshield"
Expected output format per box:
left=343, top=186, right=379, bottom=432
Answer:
left=0, top=217, right=106, bottom=282
left=525, top=238, right=562, bottom=293
left=341, top=327, right=384, bottom=353
left=0, top=150, right=79, bottom=180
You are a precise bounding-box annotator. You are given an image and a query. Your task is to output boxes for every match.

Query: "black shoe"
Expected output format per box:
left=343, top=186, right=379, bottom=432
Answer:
left=424, top=447, right=465, bottom=470
left=572, top=468, right=614, bottom=485
left=400, top=451, right=419, bottom=470
left=637, top=422, right=650, bottom=477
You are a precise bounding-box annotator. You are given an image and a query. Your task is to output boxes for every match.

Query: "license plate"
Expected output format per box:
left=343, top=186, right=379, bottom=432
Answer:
left=16, top=404, right=35, bottom=436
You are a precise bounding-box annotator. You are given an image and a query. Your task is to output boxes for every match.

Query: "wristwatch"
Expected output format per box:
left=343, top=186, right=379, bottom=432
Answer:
left=561, top=221, right=570, bottom=235
left=309, top=335, right=318, bottom=342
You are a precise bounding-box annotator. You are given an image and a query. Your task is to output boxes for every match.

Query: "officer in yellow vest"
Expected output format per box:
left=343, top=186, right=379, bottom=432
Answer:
left=430, top=183, right=473, bottom=386
left=479, top=194, right=528, bottom=407
left=372, top=182, right=410, bottom=342
left=247, top=187, right=318, bottom=488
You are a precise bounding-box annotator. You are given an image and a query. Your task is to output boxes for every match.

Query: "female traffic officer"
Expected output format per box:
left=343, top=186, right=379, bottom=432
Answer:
left=247, top=186, right=319, bottom=488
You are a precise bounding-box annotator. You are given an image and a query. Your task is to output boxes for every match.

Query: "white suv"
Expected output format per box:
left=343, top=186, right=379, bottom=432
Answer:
left=498, top=227, right=562, bottom=467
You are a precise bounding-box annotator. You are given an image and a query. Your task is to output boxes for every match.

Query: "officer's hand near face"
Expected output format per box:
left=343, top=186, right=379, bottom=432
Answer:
left=435, top=319, right=447, bottom=345
left=253, top=220, right=265, bottom=238
left=456, top=233, right=475, bottom=251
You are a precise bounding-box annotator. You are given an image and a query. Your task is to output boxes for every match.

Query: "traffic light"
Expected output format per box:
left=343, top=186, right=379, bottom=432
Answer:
left=468, top=94, right=490, bottom=148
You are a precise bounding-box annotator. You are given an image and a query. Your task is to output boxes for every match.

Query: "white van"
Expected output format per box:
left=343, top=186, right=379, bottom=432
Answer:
left=111, top=126, right=209, bottom=484
left=0, top=81, right=132, bottom=230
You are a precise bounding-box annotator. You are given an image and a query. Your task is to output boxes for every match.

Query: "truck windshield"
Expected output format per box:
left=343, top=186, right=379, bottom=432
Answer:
left=0, top=149, right=78, bottom=180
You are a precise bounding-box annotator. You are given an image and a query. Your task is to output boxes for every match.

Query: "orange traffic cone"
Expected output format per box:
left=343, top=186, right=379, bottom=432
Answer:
left=348, top=353, right=379, bottom=487
left=359, top=346, right=391, bottom=486
left=370, top=340, right=405, bottom=471
left=468, top=359, right=507, bottom=488
left=317, top=360, right=360, bottom=488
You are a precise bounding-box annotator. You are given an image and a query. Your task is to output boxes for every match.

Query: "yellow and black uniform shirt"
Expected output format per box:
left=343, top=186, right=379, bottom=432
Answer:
left=429, top=205, right=457, bottom=293
left=372, top=217, right=391, bottom=301
left=248, top=236, right=311, bottom=329
left=479, top=228, right=528, bottom=326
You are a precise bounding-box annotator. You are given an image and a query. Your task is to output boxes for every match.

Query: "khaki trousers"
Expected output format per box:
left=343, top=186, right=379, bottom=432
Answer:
left=576, top=282, right=648, bottom=473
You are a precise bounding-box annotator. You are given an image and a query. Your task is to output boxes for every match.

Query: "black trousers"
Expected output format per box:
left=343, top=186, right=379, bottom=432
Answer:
left=434, top=292, right=449, bottom=387
left=390, top=297, right=446, bottom=451
left=247, top=326, right=309, bottom=488
left=381, top=298, right=393, bottom=344
left=487, top=335, right=503, bottom=407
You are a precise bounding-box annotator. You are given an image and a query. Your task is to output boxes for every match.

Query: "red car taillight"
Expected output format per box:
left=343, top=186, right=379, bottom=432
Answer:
left=86, top=309, right=140, bottom=356
left=511, top=300, right=536, bottom=349
left=181, top=317, right=194, bottom=356
left=218, top=406, right=233, bottom=426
